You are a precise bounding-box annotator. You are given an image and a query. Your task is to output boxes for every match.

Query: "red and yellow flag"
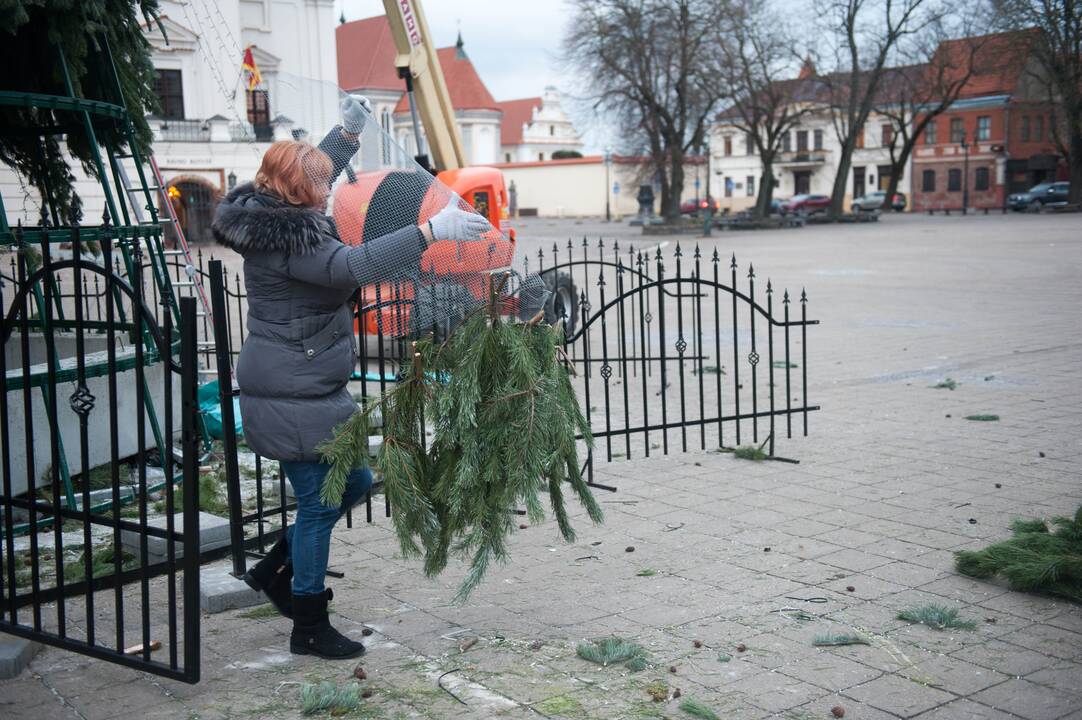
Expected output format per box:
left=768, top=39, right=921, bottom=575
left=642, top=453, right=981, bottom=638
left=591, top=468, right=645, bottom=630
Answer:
left=242, top=46, right=262, bottom=91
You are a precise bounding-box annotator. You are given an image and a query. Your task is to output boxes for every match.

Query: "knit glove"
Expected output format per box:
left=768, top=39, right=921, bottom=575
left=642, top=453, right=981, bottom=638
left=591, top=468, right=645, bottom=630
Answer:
left=340, top=94, right=372, bottom=134
left=427, top=200, right=491, bottom=241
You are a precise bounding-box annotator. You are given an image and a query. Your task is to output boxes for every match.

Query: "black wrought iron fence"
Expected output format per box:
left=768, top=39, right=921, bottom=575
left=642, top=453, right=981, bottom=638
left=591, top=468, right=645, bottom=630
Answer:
left=532, top=239, right=818, bottom=483
left=1, top=228, right=202, bottom=683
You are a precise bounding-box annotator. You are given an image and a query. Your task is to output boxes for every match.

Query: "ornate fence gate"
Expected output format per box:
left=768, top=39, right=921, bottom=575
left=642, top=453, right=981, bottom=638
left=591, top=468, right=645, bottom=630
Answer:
left=1, top=234, right=203, bottom=683
left=532, top=239, right=819, bottom=489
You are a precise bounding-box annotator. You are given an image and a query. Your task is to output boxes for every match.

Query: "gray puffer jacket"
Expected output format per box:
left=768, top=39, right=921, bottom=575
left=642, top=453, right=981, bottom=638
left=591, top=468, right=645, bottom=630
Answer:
left=211, top=182, right=425, bottom=462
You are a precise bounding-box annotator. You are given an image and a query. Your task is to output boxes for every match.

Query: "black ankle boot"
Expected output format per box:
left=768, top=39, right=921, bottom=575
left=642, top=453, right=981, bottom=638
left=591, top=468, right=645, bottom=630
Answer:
left=242, top=536, right=293, bottom=618
left=290, top=590, right=366, bottom=659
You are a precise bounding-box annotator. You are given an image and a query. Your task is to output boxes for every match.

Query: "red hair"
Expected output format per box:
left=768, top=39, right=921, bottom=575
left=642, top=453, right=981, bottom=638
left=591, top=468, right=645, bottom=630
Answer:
left=254, top=141, right=334, bottom=208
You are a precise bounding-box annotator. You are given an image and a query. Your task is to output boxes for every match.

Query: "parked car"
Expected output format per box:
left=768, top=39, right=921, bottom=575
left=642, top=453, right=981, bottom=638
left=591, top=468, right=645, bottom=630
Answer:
left=1007, top=182, right=1071, bottom=212
left=852, top=191, right=907, bottom=212
left=780, top=194, right=831, bottom=215
left=680, top=197, right=719, bottom=215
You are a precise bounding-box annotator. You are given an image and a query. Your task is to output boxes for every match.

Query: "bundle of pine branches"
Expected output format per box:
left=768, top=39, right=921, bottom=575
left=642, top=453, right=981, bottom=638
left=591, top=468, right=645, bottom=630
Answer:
left=955, top=506, right=1082, bottom=603
left=318, top=306, right=602, bottom=602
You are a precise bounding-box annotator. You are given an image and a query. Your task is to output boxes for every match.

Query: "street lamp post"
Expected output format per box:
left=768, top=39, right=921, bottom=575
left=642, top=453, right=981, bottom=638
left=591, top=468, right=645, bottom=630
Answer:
left=603, top=146, right=613, bottom=222
left=960, top=130, right=970, bottom=215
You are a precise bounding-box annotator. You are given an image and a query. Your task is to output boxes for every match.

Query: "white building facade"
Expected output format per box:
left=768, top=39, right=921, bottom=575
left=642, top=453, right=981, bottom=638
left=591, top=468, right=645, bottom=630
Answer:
left=498, top=87, right=584, bottom=163
left=709, top=108, right=913, bottom=213
left=139, top=0, right=339, bottom=242
left=2, top=0, right=341, bottom=233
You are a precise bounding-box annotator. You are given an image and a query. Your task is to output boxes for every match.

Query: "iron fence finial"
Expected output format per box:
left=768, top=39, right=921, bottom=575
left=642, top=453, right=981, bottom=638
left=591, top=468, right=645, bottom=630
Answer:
left=730, top=253, right=737, bottom=269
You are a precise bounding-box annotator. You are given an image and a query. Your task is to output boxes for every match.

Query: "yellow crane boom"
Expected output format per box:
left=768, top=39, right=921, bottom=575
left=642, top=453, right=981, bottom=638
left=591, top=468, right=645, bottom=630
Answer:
left=382, top=0, right=467, bottom=171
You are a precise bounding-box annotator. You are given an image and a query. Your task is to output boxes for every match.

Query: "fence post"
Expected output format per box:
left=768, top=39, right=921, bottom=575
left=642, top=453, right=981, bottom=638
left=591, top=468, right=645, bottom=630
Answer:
left=179, top=297, right=202, bottom=683
left=208, top=260, right=246, bottom=577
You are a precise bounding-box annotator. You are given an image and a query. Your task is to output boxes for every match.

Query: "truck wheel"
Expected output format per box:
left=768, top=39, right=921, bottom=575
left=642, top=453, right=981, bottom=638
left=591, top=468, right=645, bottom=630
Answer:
left=544, top=271, right=578, bottom=335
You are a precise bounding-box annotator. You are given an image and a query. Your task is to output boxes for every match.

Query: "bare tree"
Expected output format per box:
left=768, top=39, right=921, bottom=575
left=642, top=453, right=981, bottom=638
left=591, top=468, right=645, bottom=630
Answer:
left=715, top=1, right=818, bottom=217
left=818, top=0, right=946, bottom=217
left=994, top=0, right=1082, bottom=203
left=876, top=30, right=988, bottom=206
left=562, top=0, right=729, bottom=220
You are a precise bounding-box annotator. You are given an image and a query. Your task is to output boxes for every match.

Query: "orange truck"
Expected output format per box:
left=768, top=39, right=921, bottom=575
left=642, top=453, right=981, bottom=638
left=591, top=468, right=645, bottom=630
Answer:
left=332, top=0, right=556, bottom=338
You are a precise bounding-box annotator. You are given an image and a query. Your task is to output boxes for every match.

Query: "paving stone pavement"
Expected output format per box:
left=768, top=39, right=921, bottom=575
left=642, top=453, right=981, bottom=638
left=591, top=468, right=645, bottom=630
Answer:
left=2, top=212, right=1081, bottom=719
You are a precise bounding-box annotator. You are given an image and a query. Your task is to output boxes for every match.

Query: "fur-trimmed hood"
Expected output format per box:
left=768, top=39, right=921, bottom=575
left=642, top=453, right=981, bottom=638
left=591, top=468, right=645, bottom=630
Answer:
left=211, top=182, right=333, bottom=255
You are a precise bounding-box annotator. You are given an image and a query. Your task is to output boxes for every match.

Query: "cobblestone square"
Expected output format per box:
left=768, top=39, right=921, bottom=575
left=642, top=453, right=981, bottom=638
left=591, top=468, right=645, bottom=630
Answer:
left=3, top=212, right=1080, bottom=719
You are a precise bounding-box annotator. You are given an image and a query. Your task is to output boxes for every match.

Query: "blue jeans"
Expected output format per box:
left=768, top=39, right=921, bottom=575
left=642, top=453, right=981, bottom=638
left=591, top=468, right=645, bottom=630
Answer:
left=281, top=462, right=372, bottom=596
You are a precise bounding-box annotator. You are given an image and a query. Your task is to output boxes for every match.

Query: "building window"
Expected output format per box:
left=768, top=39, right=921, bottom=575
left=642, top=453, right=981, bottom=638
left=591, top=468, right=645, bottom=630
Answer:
left=976, top=116, right=990, bottom=141
left=881, top=123, right=893, bottom=147
left=724, top=177, right=732, bottom=198
left=781, top=131, right=791, bottom=152
left=975, top=166, right=990, bottom=191
left=1035, top=116, right=1044, bottom=141
left=950, top=118, right=964, bottom=143
left=505, top=153, right=511, bottom=163
left=746, top=132, right=755, bottom=154
left=948, top=168, right=961, bottom=192
left=746, top=175, right=755, bottom=197
left=921, top=169, right=936, bottom=192
left=925, top=121, right=937, bottom=145
left=153, top=69, right=184, bottom=119
left=1021, top=116, right=1031, bottom=141
left=549, top=125, right=555, bottom=136
left=796, top=130, right=808, bottom=152
left=247, top=89, right=271, bottom=141
left=813, top=129, right=823, bottom=150
left=854, top=126, right=864, bottom=149
left=538, top=153, right=544, bottom=161
left=724, top=135, right=732, bottom=156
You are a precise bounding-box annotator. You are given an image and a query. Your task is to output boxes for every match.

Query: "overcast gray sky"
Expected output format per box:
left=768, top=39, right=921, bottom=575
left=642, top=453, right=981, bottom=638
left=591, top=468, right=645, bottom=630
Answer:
left=333, top=0, right=611, bottom=152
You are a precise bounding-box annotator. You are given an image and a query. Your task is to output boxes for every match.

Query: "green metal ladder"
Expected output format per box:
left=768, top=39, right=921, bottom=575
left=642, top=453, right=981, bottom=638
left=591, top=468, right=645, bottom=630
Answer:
left=1, top=36, right=194, bottom=533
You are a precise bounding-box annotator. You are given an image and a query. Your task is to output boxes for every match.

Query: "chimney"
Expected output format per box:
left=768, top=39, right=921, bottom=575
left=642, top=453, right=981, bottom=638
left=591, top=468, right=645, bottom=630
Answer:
left=798, top=57, right=817, bottom=80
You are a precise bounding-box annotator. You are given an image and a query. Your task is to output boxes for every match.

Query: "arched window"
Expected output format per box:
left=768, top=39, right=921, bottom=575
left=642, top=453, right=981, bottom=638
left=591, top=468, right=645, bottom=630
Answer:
left=975, top=167, right=990, bottom=191
left=921, top=169, right=936, bottom=192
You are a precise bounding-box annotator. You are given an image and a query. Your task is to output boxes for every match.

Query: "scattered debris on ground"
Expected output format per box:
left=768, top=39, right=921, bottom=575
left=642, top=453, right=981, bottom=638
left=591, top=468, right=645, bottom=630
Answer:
left=636, top=568, right=657, bottom=577
left=964, top=414, right=1000, bottom=421
left=576, top=636, right=648, bottom=671
left=813, top=632, right=869, bottom=647
left=646, top=679, right=669, bottom=701
left=732, top=445, right=768, bottom=461
left=679, top=697, right=721, bottom=719
left=955, top=506, right=1082, bottom=602
left=932, top=378, right=958, bottom=390
left=897, top=604, right=977, bottom=630
left=299, top=681, right=361, bottom=716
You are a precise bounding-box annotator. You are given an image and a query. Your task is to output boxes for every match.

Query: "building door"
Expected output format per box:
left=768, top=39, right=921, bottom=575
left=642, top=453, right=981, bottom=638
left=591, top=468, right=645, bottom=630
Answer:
left=853, top=166, right=866, bottom=198
left=877, top=165, right=893, bottom=191
left=794, top=171, right=811, bottom=195
left=172, top=179, right=220, bottom=244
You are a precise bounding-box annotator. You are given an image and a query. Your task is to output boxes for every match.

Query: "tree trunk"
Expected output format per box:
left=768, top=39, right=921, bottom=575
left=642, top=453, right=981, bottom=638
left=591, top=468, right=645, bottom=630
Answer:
left=666, top=145, right=685, bottom=222
left=756, top=154, right=776, bottom=217
left=884, top=136, right=917, bottom=210
left=830, top=139, right=854, bottom=218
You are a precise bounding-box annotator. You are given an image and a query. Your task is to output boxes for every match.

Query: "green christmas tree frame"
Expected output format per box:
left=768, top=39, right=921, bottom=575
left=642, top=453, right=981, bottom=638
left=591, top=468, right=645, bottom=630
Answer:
left=1, top=1, right=163, bottom=219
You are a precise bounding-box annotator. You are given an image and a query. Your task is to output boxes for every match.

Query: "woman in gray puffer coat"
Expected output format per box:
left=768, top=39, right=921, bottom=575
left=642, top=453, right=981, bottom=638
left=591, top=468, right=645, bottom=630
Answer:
left=212, top=96, right=488, bottom=659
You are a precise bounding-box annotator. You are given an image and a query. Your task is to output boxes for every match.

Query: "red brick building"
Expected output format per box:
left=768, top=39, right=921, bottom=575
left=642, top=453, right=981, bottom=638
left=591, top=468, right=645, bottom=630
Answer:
left=911, top=31, right=1067, bottom=212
